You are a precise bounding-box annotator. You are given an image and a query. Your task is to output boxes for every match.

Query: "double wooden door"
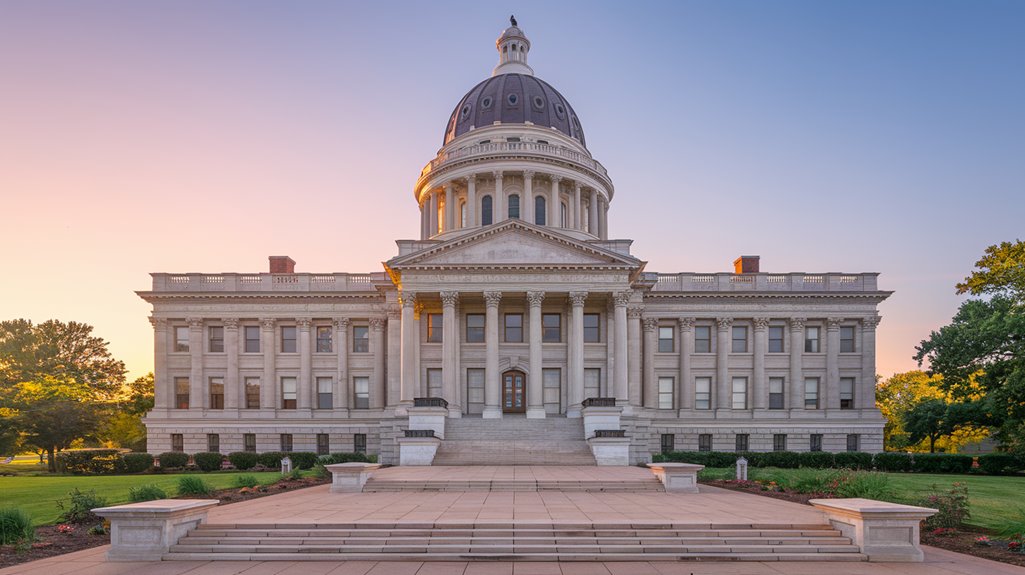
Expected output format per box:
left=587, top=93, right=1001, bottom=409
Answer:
left=502, top=370, right=526, bottom=413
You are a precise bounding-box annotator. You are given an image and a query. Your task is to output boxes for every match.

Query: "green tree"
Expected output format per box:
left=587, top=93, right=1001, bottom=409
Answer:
left=876, top=371, right=945, bottom=448
left=97, top=373, right=153, bottom=451
left=904, top=399, right=952, bottom=453
left=12, top=376, right=101, bottom=471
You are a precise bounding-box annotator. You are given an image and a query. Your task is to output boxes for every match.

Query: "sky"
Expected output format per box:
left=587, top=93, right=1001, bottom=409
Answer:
left=1, top=0, right=1023, bottom=381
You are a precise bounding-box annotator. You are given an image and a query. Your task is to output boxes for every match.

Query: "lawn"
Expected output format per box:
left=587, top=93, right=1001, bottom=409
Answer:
left=700, top=467, right=1025, bottom=531
left=0, top=471, right=283, bottom=525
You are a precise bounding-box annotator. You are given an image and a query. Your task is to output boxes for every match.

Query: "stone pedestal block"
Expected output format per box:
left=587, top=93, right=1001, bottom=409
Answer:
left=93, top=499, right=219, bottom=561
left=407, top=406, right=448, bottom=439
left=398, top=436, right=441, bottom=466
left=326, top=462, right=382, bottom=493
left=646, top=462, right=704, bottom=493
left=581, top=405, right=622, bottom=438
left=810, top=498, right=937, bottom=562
left=587, top=436, right=630, bottom=465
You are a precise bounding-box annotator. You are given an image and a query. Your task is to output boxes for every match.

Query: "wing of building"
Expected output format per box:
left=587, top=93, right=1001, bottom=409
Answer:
left=137, top=21, right=890, bottom=465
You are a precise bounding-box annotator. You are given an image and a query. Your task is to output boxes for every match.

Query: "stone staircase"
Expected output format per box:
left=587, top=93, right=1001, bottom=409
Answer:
left=363, top=474, right=663, bottom=492
left=165, top=522, right=866, bottom=562
left=431, top=415, right=596, bottom=466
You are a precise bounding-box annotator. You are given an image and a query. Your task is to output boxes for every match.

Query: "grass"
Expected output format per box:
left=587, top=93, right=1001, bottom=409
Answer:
left=0, top=471, right=282, bottom=526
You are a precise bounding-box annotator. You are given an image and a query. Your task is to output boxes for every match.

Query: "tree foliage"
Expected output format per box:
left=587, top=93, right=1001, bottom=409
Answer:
left=12, top=376, right=101, bottom=471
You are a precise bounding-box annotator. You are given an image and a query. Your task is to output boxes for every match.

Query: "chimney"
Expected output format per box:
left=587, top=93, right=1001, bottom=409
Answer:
left=734, top=255, right=760, bottom=274
left=269, top=256, right=296, bottom=274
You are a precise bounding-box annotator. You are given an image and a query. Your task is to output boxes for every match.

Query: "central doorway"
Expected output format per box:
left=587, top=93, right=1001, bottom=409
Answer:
left=502, top=370, right=526, bottom=413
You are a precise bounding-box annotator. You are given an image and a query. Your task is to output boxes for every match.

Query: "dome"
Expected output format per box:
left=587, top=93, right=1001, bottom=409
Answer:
left=443, top=73, right=586, bottom=148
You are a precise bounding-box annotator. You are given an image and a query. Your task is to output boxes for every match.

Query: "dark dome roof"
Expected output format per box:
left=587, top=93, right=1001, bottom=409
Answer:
left=444, top=73, right=586, bottom=148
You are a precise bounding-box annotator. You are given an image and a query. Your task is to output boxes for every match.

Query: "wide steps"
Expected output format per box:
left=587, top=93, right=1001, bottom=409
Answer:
left=433, top=416, right=597, bottom=466
left=363, top=480, right=663, bottom=492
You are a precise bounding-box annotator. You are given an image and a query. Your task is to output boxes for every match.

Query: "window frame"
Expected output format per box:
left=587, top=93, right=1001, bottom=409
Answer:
left=244, top=377, right=260, bottom=409
left=280, top=326, right=297, bottom=353
left=840, top=326, right=856, bottom=353
left=207, top=433, right=220, bottom=454
left=316, top=376, right=333, bottom=409
left=583, top=313, right=600, bottom=343
left=731, top=376, right=747, bottom=409
left=773, top=434, right=787, bottom=452
left=805, top=326, right=821, bottom=353
left=481, top=195, right=493, bottom=226
left=542, top=313, right=561, bottom=343
left=810, top=434, right=823, bottom=452
left=736, top=434, right=749, bottom=452
left=352, top=325, right=370, bottom=353
left=354, top=433, right=367, bottom=454
left=208, top=377, right=224, bottom=410
left=280, top=433, right=293, bottom=453
left=847, top=434, right=860, bottom=452
left=316, top=433, right=330, bottom=455
left=171, top=434, right=184, bottom=453
left=731, top=325, right=748, bottom=353
left=208, top=326, right=224, bottom=353
left=353, top=376, right=370, bottom=409
left=695, top=377, right=712, bottom=410
left=280, top=376, right=297, bottom=409
left=698, top=434, right=712, bottom=452
left=465, top=314, right=485, bottom=343
left=768, top=377, right=785, bottom=409
left=315, top=325, right=333, bottom=353
left=840, top=377, right=855, bottom=409
left=660, top=434, right=675, bottom=454
left=174, top=377, right=190, bottom=409
left=427, top=313, right=443, bottom=343
left=174, top=326, right=189, bottom=353
left=243, top=433, right=256, bottom=453
left=243, top=325, right=261, bottom=353
left=657, top=376, right=674, bottom=409
left=658, top=326, right=674, bottom=353
left=804, top=377, right=820, bottom=409
left=768, top=325, right=785, bottom=353
left=694, top=325, right=712, bottom=353
left=504, top=313, right=523, bottom=343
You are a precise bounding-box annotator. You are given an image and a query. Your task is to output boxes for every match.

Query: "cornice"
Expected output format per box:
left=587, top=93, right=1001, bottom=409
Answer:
left=642, top=291, right=894, bottom=303
left=136, top=291, right=385, bottom=303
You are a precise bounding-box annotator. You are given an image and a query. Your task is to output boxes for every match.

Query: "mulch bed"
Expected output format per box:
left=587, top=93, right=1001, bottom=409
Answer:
left=0, top=475, right=329, bottom=569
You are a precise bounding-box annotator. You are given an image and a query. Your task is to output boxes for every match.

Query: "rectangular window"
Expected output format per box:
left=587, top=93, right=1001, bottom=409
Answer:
left=280, top=433, right=293, bottom=453
left=175, top=377, right=190, bottom=409
left=317, top=433, right=330, bottom=455
left=731, top=376, right=747, bottom=409
left=171, top=434, right=183, bottom=452
left=583, top=313, right=600, bottom=343
left=281, top=376, right=297, bottom=409
left=698, top=434, right=712, bottom=452
left=353, top=376, right=370, bottom=409
left=840, top=326, right=856, bottom=353
left=426, top=368, right=443, bottom=398
left=805, top=326, right=821, bottom=353
left=769, top=377, right=785, bottom=409
left=245, top=377, right=260, bottom=409
left=847, top=434, right=860, bottom=452
left=543, top=368, right=562, bottom=414
left=354, top=433, right=367, bottom=454
left=207, top=433, right=220, bottom=454
left=244, top=326, right=260, bottom=353
left=658, top=376, right=674, bottom=409
left=467, top=368, right=486, bottom=414
left=174, top=326, right=189, bottom=352
left=840, top=377, right=855, bottom=409
left=661, top=434, right=675, bottom=454
left=695, top=377, right=711, bottom=410
left=542, top=313, right=561, bottom=343
left=504, top=313, right=523, bottom=342
left=317, top=377, right=333, bottom=409
left=694, top=326, right=712, bottom=353
left=658, top=326, right=674, bottom=352
left=773, top=434, right=787, bottom=452
left=731, top=326, right=748, bottom=353
left=736, top=434, right=749, bottom=452
left=427, top=313, right=443, bottom=343
left=466, top=314, right=485, bottom=343
left=768, top=326, right=785, bottom=353
left=208, top=377, right=224, bottom=409
left=316, top=326, right=333, bottom=353
left=804, top=377, right=819, bottom=409
left=584, top=368, right=601, bottom=401
left=208, top=326, right=224, bottom=353
left=352, top=326, right=369, bottom=352
left=281, top=326, right=297, bottom=353
left=243, top=433, right=256, bottom=453
left=810, top=434, right=823, bottom=452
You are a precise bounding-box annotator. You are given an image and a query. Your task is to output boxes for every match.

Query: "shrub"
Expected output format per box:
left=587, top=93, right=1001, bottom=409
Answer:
left=799, top=452, right=835, bottom=469
left=233, top=474, right=259, bottom=488
left=228, top=451, right=259, bottom=470
left=313, top=463, right=331, bottom=479
left=327, top=452, right=372, bottom=464
left=56, top=488, right=107, bottom=524
left=158, top=452, right=190, bottom=470
left=919, top=482, right=971, bottom=529
left=913, top=454, right=974, bottom=474
left=289, top=452, right=319, bottom=470
left=0, top=507, right=34, bottom=545
left=835, top=471, right=892, bottom=499
left=874, top=452, right=913, bottom=472
left=122, top=452, right=154, bottom=473
left=55, top=449, right=125, bottom=475
left=978, top=453, right=1021, bottom=476
left=176, top=475, right=210, bottom=496
left=128, top=484, right=167, bottom=502
left=257, top=451, right=286, bottom=469
left=193, top=452, right=224, bottom=472
left=783, top=468, right=839, bottom=494
left=750, top=451, right=802, bottom=469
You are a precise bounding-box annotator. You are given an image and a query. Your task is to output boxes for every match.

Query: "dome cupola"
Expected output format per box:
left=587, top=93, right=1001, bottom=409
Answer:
left=493, top=15, right=533, bottom=77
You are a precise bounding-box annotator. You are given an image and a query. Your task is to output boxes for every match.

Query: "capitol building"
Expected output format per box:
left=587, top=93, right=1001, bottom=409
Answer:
left=139, top=21, right=889, bottom=465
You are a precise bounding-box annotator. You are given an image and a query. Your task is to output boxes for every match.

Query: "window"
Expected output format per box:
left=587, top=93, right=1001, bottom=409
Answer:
left=244, top=377, right=261, bottom=409
left=317, top=377, right=333, bottom=409
left=543, top=368, right=561, bottom=414
left=504, top=313, right=523, bottom=342
left=731, top=377, right=747, bottom=409
left=281, top=326, right=297, bottom=353
left=243, top=433, right=256, bottom=453
left=534, top=195, right=546, bottom=225
left=207, top=433, right=220, bottom=454
left=171, top=434, right=183, bottom=452
left=695, top=377, right=711, bottom=410
left=805, top=326, right=820, bottom=353
left=175, top=377, right=190, bottom=409
left=317, top=434, right=330, bottom=455
left=840, top=326, right=856, bottom=352
left=658, top=326, right=674, bottom=353
left=281, top=377, right=297, bottom=409
left=840, top=377, right=855, bottom=409
left=736, top=434, right=749, bottom=452
left=352, top=326, right=369, bottom=352
left=460, top=200, right=466, bottom=227
left=508, top=194, right=520, bottom=219
left=584, top=368, right=601, bottom=401
left=732, top=326, right=748, bottom=353
left=847, top=434, right=860, bottom=452
left=694, top=326, right=712, bottom=353
left=466, top=314, right=485, bottom=343
left=658, top=376, right=674, bottom=409
left=481, top=195, right=493, bottom=225
left=316, top=326, right=333, bottom=352
left=583, top=313, right=600, bottom=343
left=542, top=313, right=561, bottom=342
left=354, top=376, right=370, bottom=409
left=280, top=434, right=293, bottom=453
left=698, top=434, right=712, bottom=452
left=769, top=377, right=785, bottom=409
left=773, top=434, right=787, bottom=452
left=661, top=434, right=675, bottom=454
left=208, top=377, right=224, bottom=409
left=208, top=326, right=224, bottom=353
left=768, top=326, right=785, bottom=353
left=174, top=326, right=189, bottom=352
left=810, top=434, right=823, bottom=452
left=354, top=433, right=367, bottom=454
left=244, top=326, right=260, bottom=353
left=427, top=313, right=443, bottom=342
left=804, top=377, right=819, bottom=409
left=426, top=368, right=442, bottom=398
left=560, top=202, right=568, bottom=227
left=467, top=368, right=486, bottom=414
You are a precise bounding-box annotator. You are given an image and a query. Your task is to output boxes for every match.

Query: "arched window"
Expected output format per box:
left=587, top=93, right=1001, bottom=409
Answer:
left=534, top=196, right=546, bottom=225
left=481, top=195, right=493, bottom=226
left=459, top=200, right=467, bottom=228
left=438, top=196, right=445, bottom=232
left=508, top=194, right=520, bottom=219
left=561, top=202, right=568, bottom=228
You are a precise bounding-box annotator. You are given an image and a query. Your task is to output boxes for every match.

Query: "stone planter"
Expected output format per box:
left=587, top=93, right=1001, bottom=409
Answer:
left=92, top=499, right=219, bottom=561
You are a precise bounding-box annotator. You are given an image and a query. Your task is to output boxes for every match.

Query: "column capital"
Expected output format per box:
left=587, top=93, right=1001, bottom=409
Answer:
left=642, top=317, right=658, bottom=332
left=484, top=291, right=503, bottom=308
left=715, top=317, right=733, bottom=330
left=493, top=171, right=504, bottom=182
left=400, top=291, right=417, bottom=308
left=465, top=173, right=477, bottom=184
left=260, top=318, right=276, bottom=330
left=678, top=317, right=695, bottom=332
left=627, top=306, right=644, bottom=320
left=440, top=291, right=460, bottom=307
left=222, top=317, right=240, bottom=330
left=551, top=175, right=562, bottom=185
left=753, top=317, right=771, bottom=331
left=333, top=317, right=350, bottom=329
left=527, top=291, right=546, bottom=307
left=297, top=318, right=312, bottom=330
left=369, top=317, right=386, bottom=331
left=443, top=182, right=453, bottom=191
left=613, top=291, right=632, bottom=307
left=414, top=301, right=426, bottom=318
left=149, top=316, right=167, bottom=329
left=826, top=317, right=844, bottom=330
left=573, top=181, right=582, bottom=191
left=789, top=317, right=807, bottom=330
left=568, top=291, right=588, bottom=307
left=523, top=169, right=535, bottom=180
left=187, top=317, right=204, bottom=329
left=863, top=316, right=882, bottom=329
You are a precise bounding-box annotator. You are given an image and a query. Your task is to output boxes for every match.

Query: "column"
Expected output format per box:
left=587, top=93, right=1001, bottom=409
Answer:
left=613, top=293, right=630, bottom=402
left=369, top=317, right=385, bottom=409
left=589, top=190, right=598, bottom=235
left=223, top=318, right=239, bottom=409
left=789, top=317, right=806, bottom=409
left=187, top=317, right=203, bottom=409
left=753, top=317, right=769, bottom=410
left=550, top=176, right=561, bottom=228
left=429, top=190, right=439, bottom=236
left=527, top=291, right=545, bottom=418
left=826, top=317, right=842, bottom=410
left=444, top=183, right=454, bottom=232
left=399, top=293, right=417, bottom=404
left=494, top=172, right=505, bottom=222
left=441, top=291, right=461, bottom=416
left=387, top=309, right=401, bottom=407
left=715, top=317, right=732, bottom=412
left=334, top=318, right=349, bottom=409
left=150, top=317, right=169, bottom=409
left=567, top=291, right=587, bottom=417
left=627, top=306, right=643, bottom=406
left=573, top=182, right=582, bottom=230
left=466, top=174, right=477, bottom=227
left=420, top=201, right=428, bottom=239
left=861, top=317, right=881, bottom=409
left=483, top=291, right=503, bottom=418
left=678, top=318, right=694, bottom=410
left=642, top=318, right=658, bottom=408
left=523, top=170, right=535, bottom=224
left=601, top=201, right=609, bottom=238
left=297, top=318, right=312, bottom=409
left=260, top=318, right=276, bottom=409
left=414, top=302, right=424, bottom=395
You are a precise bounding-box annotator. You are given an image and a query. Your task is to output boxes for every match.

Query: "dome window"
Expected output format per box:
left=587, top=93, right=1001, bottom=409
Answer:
left=481, top=96, right=493, bottom=109
left=460, top=104, right=472, bottom=120
left=532, top=96, right=545, bottom=110
left=534, top=196, right=546, bottom=226
left=554, top=103, right=566, bottom=119
left=481, top=195, right=493, bottom=226
left=507, top=93, right=518, bottom=106
left=508, top=194, right=520, bottom=219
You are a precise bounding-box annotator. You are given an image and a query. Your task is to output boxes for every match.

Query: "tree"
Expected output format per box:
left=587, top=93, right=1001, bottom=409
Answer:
left=97, top=373, right=153, bottom=451
left=12, top=376, right=101, bottom=471
left=956, top=240, right=1025, bottom=301
left=904, top=399, right=952, bottom=453
left=876, top=371, right=945, bottom=448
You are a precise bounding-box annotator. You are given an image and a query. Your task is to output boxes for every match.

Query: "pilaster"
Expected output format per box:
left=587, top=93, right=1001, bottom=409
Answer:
left=789, top=317, right=806, bottom=410
left=613, top=292, right=629, bottom=402
left=369, top=317, right=386, bottom=409
left=334, top=318, right=350, bottom=409
left=715, top=317, right=732, bottom=413
left=678, top=317, right=694, bottom=411
left=187, top=317, right=203, bottom=410
left=297, top=318, right=312, bottom=410
left=150, top=317, right=169, bottom=410
left=642, top=317, right=658, bottom=409
left=826, top=317, right=842, bottom=410
left=752, top=317, right=769, bottom=410
left=627, top=305, right=643, bottom=407
left=861, top=316, right=881, bottom=409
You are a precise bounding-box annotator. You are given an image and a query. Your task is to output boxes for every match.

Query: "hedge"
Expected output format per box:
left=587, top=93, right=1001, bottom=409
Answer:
left=122, top=452, right=154, bottom=473
left=55, top=449, right=125, bottom=475
left=288, top=452, right=319, bottom=470
left=193, top=452, right=224, bottom=472
left=228, top=451, right=259, bottom=470
left=873, top=451, right=913, bottom=472
left=157, top=451, right=190, bottom=470
left=977, top=453, right=1023, bottom=476
left=654, top=450, right=1016, bottom=475
left=319, top=452, right=375, bottom=464
left=833, top=452, right=873, bottom=470
left=256, top=451, right=286, bottom=469
left=911, top=453, right=974, bottom=474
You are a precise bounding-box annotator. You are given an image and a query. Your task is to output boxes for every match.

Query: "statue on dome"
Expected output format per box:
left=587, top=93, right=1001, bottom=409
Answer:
left=510, top=15, right=517, bottom=27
